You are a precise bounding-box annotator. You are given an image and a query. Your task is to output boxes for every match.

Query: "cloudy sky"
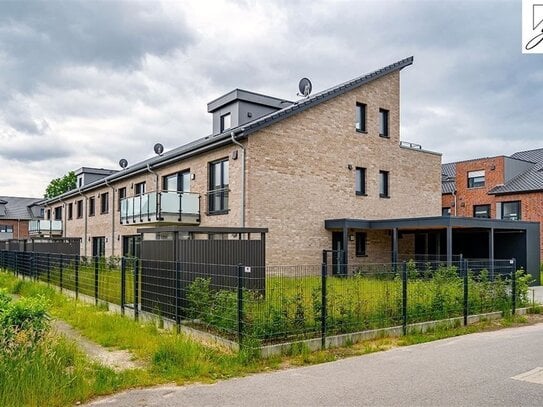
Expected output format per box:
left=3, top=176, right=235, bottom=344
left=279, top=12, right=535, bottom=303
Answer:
left=0, top=0, right=542, bottom=197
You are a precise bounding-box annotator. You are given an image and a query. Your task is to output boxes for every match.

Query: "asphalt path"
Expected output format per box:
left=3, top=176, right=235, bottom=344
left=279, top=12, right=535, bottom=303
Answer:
left=88, top=322, right=543, bottom=406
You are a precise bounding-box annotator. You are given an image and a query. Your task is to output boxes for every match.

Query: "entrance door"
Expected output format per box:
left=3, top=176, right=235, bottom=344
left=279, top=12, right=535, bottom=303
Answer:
left=92, top=237, right=105, bottom=257
left=122, top=235, right=142, bottom=258
left=332, top=232, right=345, bottom=275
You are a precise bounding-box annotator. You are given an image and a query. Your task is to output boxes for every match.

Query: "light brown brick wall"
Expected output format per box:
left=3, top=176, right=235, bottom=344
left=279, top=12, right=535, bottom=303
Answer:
left=245, top=71, right=442, bottom=265
left=45, top=70, right=442, bottom=265
left=55, top=143, right=242, bottom=257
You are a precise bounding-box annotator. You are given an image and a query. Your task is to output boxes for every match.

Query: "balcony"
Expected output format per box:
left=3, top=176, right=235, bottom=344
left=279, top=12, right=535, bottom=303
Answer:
left=29, top=220, right=63, bottom=237
left=120, top=191, right=200, bottom=226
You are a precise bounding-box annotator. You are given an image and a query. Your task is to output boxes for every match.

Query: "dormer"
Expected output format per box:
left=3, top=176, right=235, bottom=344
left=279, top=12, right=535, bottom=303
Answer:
left=0, top=199, right=6, bottom=217
left=207, top=89, right=292, bottom=135
left=75, top=167, right=117, bottom=188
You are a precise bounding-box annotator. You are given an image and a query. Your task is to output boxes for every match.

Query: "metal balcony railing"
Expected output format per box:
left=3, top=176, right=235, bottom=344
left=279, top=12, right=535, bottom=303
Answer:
left=120, top=191, right=200, bottom=225
left=29, top=219, right=63, bottom=236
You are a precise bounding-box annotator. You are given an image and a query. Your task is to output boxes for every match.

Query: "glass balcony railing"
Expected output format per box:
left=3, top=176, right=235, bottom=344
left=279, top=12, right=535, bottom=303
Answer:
left=29, top=220, right=63, bottom=236
left=120, top=191, right=200, bottom=225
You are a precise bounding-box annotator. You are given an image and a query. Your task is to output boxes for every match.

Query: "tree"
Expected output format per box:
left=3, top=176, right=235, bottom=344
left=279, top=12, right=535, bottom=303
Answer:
left=44, top=171, right=77, bottom=199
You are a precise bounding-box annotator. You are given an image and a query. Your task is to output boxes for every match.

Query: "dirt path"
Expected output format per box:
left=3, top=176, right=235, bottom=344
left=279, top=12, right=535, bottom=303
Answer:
left=52, top=320, right=142, bottom=371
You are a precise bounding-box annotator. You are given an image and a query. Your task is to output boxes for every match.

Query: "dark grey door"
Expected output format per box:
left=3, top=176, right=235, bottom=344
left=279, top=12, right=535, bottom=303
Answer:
left=332, top=232, right=345, bottom=275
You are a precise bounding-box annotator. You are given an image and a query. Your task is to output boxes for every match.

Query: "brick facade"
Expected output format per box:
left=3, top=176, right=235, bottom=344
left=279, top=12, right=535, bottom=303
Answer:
left=44, top=69, right=442, bottom=265
left=0, top=219, right=30, bottom=240
left=442, top=156, right=543, bottom=259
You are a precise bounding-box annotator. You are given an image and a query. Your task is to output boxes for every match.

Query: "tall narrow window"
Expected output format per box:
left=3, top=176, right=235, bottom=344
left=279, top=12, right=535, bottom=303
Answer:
left=220, top=113, right=231, bottom=132
left=467, top=170, right=485, bottom=188
left=355, top=232, right=367, bottom=256
left=379, top=108, right=389, bottom=138
left=208, top=158, right=229, bottom=214
left=67, top=203, right=73, bottom=220
left=379, top=170, right=389, bottom=198
left=118, top=187, right=126, bottom=211
left=135, top=182, right=146, bottom=196
left=54, top=206, right=62, bottom=221
left=502, top=201, right=521, bottom=220
left=355, top=103, right=366, bottom=132
left=100, top=192, right=109, bottom=214
left=89, top=197, right=95, bottom=217
left=355, top=167, right=366, bottom=195
left=76, top=200, right=83, bottom=218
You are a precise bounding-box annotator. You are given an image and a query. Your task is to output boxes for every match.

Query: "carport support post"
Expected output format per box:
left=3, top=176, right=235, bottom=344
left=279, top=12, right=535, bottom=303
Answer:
left=511, top=258, right=517, bottom=315
left=446, top=226, right=453, bottom=266
left=392, top=228, right=399, bottom=271
left=489, top=228, right=495, bottom=280
left=237, top=263, right=244, bottom=347
left=402, top=261, right=407, bottom=335
left=462, top=255, right=468, bottom=326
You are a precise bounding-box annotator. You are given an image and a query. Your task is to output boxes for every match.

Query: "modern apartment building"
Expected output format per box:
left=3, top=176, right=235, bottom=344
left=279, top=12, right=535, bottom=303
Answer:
left=442, top=148, right=543, bottom=259
left=0, top=196, right=44, bottom=240
left=40, top=57, right=539, bottom=277
left=41, top=57, right=445, bottom=264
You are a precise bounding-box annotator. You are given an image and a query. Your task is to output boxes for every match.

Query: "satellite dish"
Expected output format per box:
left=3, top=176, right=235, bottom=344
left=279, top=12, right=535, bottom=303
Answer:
left=298, top=78, right=312, bottom=97
left=119, top=159, right=128, bottom=169
left=153, top=143, right=164, bottom=156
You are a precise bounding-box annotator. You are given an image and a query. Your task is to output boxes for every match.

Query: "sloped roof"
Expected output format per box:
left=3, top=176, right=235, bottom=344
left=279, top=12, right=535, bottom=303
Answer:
left=45, top=56, right=414, bottom=204
left=489, top=148, right=543, bottom=195
left=0, top=196, right=42, bottom=220
left=442, top=148, right=543, bottom=195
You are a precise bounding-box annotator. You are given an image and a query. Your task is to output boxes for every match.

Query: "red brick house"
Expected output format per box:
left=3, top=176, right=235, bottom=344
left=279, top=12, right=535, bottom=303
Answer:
left=0, top=196, right=44, bottom=241
left=442, top=148, right=543, bottom=258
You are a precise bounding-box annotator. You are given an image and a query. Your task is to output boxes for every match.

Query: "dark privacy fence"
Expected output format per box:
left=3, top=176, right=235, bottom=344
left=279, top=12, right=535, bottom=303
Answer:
left=0, top=250, right=529, bottom=350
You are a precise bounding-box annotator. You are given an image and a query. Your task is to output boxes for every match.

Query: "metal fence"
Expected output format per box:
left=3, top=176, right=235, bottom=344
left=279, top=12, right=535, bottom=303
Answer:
left=0, top=250, right=527, bottom=350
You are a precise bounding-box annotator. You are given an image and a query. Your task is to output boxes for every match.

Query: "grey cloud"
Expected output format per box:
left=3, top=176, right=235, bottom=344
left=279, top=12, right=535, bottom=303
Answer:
left=0, top=0, right=194, bottom=94
left=0, top=141, right=72, bottom=162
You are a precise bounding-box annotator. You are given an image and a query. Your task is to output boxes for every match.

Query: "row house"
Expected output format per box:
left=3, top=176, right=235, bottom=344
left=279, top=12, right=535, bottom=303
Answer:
left=41, top=57, right=539, bottom=279
left=442, top=148, right=543, bottom=260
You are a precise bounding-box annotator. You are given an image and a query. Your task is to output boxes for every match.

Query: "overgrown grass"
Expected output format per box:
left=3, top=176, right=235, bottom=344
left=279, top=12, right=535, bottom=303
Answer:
left=0, top=283, right=144, bottom=407
left=0, top=270, right=538, bottom=406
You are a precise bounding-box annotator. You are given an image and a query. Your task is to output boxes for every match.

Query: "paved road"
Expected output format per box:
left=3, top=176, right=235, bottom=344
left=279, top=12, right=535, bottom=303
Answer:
left=88, top=323, right=543, bottom=406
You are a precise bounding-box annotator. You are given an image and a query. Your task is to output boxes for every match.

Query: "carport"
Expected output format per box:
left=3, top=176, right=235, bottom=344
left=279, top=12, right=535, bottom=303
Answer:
left=325, top=216, right=540, bottom=284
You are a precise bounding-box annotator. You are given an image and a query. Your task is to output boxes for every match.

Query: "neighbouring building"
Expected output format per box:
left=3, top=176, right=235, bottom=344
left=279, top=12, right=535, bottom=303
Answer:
left=0, top=196, right=44, bottom=240
left=39, top=57, right=540, bottom=279
left=442, top=148, right=543, bottom=260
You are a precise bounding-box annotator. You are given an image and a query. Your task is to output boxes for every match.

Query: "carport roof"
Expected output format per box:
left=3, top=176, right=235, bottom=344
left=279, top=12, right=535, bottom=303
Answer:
left=325, top=216, right=539, bottom=231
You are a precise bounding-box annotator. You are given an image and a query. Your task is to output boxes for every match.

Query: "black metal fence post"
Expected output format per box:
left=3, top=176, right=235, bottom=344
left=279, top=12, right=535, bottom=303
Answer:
left=30, top=252, right=36, bottom=281
left=402, top=261, right=407, bottom=335
left=133, top=257, right=139, bottom=321
left=94, top=256, right=99, bottom=306
left=511, top=258, right=517, bottom=315
left=237, top=263, right=244, bottom=347
left=463, top=256, right=468, bottom=326
left=59, top=254, right=64, bottom=292
left=75, top=256, right=79, bottom=300
left=120, top=257, right=126, bottom=316
left=47, top=253, right=51, bottom=285
left=175, top=260, right=181, bottom=332
left=321, top=250, right=328, bottom=349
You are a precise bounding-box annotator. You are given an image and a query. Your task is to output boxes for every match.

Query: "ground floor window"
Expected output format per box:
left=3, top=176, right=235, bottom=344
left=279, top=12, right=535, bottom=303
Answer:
left=92, top=236, right=105, bottom=257
left=355, top=232, right=367, bottom=256
left=502, top=201, right=521, bottom=220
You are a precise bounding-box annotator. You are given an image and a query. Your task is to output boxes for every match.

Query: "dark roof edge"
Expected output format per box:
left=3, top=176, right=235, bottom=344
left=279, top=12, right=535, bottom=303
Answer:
left=43, top=57, right=414, bottom=206
left=239, top=56, right=414, bottom=138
